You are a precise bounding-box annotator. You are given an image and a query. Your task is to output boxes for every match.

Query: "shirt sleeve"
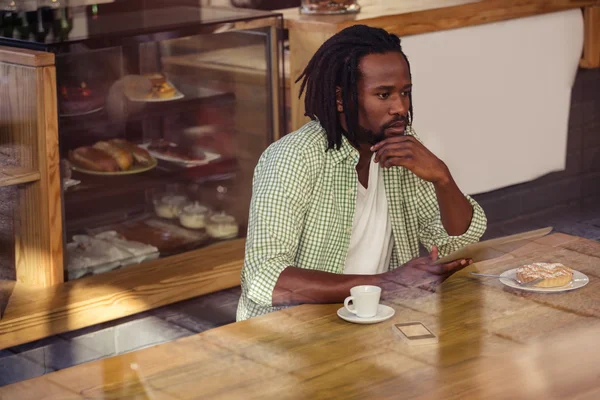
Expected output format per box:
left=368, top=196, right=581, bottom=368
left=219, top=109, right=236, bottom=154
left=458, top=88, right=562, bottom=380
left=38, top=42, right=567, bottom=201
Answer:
left=416, top=179, right=487, bottom=257
left=241, top=144, right=314, bottom=307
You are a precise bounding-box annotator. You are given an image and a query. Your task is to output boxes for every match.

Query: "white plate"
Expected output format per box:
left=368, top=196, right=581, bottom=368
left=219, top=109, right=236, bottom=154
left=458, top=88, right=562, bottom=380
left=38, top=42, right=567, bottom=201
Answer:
left=125, top=80, right=184, bottom=102
left=499, top=268, right=589, bottom=292
left=60, top=106, right=104, bottom=118
left=138, top=142, right=221, bottom=167
left=337, top=304, right=395, bottom=325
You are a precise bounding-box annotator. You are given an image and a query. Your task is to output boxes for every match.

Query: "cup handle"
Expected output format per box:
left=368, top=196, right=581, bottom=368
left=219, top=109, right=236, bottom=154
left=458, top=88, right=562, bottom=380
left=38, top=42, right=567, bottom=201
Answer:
left=344, top=296, right=357, bottom=315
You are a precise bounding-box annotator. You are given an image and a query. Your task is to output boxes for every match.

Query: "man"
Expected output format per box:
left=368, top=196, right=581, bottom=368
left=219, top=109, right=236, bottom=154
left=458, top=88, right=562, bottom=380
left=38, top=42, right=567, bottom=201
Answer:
left=237, top=25, right=487, bottom=321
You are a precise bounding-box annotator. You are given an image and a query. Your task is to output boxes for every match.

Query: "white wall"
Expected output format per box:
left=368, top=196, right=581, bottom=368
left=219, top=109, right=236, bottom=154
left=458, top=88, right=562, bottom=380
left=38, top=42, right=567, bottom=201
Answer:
left=401, top=10, right=583, bottom=195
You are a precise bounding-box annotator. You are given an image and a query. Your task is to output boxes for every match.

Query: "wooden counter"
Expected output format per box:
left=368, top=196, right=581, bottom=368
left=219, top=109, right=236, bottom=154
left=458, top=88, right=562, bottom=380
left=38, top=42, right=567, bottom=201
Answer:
left=0, top=239, right=245, bottom=350
left=2, top=232, right=599, bottom=398
left=279, top=0, right=600, bottom=130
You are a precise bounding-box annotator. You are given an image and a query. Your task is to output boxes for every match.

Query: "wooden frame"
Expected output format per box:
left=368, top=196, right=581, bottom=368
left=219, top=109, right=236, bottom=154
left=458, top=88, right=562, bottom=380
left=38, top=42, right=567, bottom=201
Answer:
left=0, top=47, right=64, bottom=288
left=581, top=6, right=600, bottom=68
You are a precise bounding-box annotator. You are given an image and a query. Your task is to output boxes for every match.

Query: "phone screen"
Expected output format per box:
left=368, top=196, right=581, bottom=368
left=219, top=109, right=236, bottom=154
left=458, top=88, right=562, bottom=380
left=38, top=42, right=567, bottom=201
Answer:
left=394, top=322, right=437, bottom=341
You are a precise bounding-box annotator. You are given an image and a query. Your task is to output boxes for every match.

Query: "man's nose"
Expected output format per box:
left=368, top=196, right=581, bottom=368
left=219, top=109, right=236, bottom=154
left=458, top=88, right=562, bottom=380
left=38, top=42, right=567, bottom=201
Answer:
left=389, top=95, right=407, bottom=115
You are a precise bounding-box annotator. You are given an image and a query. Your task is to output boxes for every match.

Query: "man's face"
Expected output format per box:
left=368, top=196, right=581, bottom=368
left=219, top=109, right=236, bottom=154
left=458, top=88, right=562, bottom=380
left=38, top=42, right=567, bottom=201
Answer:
left=354, top=52, right=412, bottom=145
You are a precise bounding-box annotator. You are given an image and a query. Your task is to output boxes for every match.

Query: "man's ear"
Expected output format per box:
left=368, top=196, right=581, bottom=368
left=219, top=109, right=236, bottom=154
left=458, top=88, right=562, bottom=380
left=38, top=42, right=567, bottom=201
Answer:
left=335, top=87, right=343, bottom=112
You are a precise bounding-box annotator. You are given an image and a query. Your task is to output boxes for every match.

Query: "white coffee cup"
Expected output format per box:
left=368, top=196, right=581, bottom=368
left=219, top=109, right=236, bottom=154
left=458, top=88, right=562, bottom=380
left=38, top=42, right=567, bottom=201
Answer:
left=344, top=285, right=381, bottom=318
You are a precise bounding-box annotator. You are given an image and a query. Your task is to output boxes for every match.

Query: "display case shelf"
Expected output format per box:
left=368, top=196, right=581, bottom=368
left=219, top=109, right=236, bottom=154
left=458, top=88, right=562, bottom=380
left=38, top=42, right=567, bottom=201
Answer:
left=0, top=167, right=40, bottom=187
left=58, top=89, right=235, bottom=136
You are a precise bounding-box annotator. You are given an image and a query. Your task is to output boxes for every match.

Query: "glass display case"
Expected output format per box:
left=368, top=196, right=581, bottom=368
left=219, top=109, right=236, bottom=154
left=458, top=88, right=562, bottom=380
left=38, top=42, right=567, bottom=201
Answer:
left=0, top=0, right=284, bottom=281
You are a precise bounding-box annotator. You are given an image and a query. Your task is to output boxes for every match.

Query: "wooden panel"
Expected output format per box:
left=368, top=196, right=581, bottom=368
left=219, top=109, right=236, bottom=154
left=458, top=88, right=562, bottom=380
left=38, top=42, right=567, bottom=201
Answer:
left=0, top=46, right=55, bottom=67
left=288, top=29, right=333, bottom=130
left=269, top=25, right=283, bottom=140
left=0, top=167, right=40, bottom=187
left=0, top=62, right=37, bottom=170
left=13, top=66, right=64, bottom=287
left=279, top=0, right=599, bottom=34
left=0, top=183, right=16, bottom=281
left=0, top=238, right=245, bottom=349
left=2, top=233, right=600, bottom=398
left=581, top=6, right=600, bottom=68
left=0, top=61, right=37, bottom=285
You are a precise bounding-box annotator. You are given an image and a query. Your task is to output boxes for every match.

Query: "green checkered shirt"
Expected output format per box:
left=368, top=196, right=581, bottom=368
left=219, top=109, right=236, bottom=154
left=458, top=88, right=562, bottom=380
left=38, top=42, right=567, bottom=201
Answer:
left=237, top=120, right=487, bottom=320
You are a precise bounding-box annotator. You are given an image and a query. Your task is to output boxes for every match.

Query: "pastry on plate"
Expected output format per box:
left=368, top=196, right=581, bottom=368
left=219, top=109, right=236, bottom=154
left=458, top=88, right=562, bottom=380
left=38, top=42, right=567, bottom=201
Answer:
left=142, top=72, right=176, bottom=99
left=109, top=138, right=153, bottom=166
left=70, top=139, right=154, bottom=173
left=148, top=82, right=176, bottom=99
left=516, top=262, right=573, bottom=288
left=148, top=139, right=206, bottom=161
left=123, top=75, right=153, bottom=99
left=93, top=141, right=133, bottom=171
left=69, top=147, right=120, bottom=172
left=144, top=72, right=167, bottom=86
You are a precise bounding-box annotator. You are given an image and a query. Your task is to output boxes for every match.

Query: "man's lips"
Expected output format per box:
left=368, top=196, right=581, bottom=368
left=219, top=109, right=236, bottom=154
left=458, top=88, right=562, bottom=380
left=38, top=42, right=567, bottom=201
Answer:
left=385, top=120, right=407, bottom=134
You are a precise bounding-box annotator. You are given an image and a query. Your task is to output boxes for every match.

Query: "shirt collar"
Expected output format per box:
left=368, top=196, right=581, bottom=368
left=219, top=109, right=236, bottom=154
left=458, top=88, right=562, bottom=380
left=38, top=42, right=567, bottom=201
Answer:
left=327, top=132, right=360, bottom=165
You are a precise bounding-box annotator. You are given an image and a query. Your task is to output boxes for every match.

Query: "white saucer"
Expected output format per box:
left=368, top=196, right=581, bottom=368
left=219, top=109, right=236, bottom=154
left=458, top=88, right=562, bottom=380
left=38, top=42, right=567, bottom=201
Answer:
left=337, top=304, right=395, bottom=325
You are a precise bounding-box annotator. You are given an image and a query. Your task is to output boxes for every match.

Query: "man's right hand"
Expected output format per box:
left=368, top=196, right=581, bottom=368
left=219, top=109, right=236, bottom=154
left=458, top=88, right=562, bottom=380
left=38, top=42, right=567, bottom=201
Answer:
left=381, top=246, right=472, bottom=292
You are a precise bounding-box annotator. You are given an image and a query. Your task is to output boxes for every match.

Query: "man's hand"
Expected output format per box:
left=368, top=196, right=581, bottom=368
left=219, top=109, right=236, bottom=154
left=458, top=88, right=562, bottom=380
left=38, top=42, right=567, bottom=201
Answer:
left=371, top=136, right=450, bottom=184
left=381, top=246, right=472, bottom=292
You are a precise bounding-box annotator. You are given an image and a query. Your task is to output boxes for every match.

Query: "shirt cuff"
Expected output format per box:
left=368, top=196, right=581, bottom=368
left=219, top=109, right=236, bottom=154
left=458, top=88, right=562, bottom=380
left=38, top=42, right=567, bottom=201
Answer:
left=246, top=257, right=289, bottom=307
left=436, top=195, right=487, bottom=254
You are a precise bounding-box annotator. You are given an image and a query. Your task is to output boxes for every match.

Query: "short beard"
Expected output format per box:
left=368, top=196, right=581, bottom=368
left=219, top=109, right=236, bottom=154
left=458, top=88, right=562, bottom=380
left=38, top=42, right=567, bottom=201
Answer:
left=354, top=116, right=409, bottom=146
left=354, top=125, right=386, bottom=146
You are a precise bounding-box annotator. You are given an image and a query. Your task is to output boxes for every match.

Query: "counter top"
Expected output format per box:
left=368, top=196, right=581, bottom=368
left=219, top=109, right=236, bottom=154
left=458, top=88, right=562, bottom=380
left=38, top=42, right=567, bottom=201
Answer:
left=3, top=232, right=600, bottom=398
left=278, top=0, right=599, bottom=35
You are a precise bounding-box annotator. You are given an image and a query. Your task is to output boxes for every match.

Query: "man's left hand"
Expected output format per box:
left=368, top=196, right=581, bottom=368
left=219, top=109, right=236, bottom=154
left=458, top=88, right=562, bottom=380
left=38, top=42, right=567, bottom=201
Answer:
left=371, top=136, right=450, bottom=184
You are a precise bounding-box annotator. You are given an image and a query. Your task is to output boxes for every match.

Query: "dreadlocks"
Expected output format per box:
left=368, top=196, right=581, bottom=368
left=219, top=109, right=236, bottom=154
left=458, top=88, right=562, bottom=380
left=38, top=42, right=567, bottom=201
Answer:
left=296, top=25, right=413, bottom=150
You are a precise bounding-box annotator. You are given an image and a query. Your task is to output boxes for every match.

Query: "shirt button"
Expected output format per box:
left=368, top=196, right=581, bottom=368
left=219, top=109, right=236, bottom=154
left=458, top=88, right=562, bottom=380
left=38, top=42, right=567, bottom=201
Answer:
left=347, top=188, right=353, bottom=194
left=346, top=227, right=351, bottom=233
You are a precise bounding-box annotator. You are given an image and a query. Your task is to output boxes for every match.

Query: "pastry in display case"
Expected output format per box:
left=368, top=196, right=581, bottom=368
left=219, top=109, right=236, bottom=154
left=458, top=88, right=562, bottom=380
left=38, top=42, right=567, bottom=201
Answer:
left=0, top=0, right=284, bottom=281
left=206, top=212, right=239, bottom=240
left=59, top=81, right=105, bottom=116
left=179, top=202, right=210, bottom=230
left=69, top=139, right=157, bottom=175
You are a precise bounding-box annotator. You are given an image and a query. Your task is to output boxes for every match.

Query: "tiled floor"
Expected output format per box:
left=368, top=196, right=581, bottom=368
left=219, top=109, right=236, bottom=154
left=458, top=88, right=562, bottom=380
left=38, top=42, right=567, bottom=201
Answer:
left=1, top=204, right=600, bottom=387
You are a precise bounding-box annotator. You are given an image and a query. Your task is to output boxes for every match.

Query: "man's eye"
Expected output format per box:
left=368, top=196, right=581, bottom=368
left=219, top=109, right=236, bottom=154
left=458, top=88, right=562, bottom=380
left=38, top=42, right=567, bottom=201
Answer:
left=401, top=91, right=411, bottom=97
left=377, top=93, right=390, bottom=99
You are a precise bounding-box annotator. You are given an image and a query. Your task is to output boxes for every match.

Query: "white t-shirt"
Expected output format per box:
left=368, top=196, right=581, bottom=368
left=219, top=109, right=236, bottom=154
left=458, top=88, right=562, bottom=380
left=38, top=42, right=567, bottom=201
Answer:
left=343, top=155, right=393, bottom=275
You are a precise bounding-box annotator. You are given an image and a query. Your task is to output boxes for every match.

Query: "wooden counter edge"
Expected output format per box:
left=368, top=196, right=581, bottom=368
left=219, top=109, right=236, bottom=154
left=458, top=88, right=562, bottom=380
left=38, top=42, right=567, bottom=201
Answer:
left=0, top=46, right=54, bottom=67
left=0, top=238, right=246, bottom=350
left=278, top=0, right=599, bottom=35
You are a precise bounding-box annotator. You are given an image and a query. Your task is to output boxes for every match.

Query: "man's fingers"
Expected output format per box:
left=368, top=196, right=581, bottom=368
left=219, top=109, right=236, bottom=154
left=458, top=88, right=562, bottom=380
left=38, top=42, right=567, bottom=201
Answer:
left=413, top=263, right=446, bottom=275
left=382, top=156, right=414, bottom=169
left=429, top=246, right=439, bottom=262
left=413, top=258, right=472, bottom=275
left=371, top=135, right=416, bottom=151
left=374, top=146, right=413, bottom=164
left=441, top=259, right=471, bottom=271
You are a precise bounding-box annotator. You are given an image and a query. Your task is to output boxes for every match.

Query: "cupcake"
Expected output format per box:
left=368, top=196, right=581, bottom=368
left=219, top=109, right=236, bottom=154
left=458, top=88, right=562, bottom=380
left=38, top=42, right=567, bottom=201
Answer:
left=206, top=213, right=238, bottom=239
left=179, top=202, right=210, bottom=229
